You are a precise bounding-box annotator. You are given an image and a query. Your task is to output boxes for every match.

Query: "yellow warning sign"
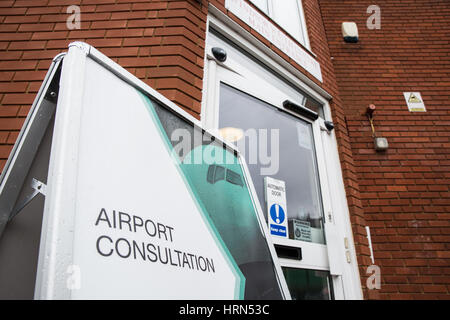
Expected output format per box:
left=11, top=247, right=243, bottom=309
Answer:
left=403, top=92, right=426, bottom=112
left=408, top=93, right=422, bottom=103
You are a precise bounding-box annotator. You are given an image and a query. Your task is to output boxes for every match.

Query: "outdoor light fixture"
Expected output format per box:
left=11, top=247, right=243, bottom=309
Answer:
left=342, top=22, right=359, bottom=43
left=366, top=104, right=388, bottom=151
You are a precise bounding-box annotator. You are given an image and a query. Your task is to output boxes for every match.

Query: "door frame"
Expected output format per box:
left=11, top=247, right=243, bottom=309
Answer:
left=202, top=11, right=364, bottom=300
left=205, top=59, right=330, bottom=269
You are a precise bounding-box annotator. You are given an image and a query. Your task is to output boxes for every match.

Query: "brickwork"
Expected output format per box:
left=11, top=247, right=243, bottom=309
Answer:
left=0, top=0, right=209, bottom=171
left=319, top=0, right=450, bottom=299
left=3, top=0, right=446, bottom=300
left=0, top=0, right=372, bottom=298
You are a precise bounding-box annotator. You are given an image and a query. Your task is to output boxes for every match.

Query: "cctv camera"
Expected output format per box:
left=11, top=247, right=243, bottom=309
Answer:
left=212, top=47, right=227, bottom=63
left=324, top=121, right=334, bottom=131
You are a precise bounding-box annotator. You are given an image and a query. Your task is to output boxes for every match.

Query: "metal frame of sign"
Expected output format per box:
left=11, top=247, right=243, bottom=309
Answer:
left=0, top=53, right=65, bottom=238
left=0, top=42, right=291, bottom=299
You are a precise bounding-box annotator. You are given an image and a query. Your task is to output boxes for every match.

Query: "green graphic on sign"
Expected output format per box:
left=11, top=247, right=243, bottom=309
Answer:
left=139, top=91, right=283, bottom=300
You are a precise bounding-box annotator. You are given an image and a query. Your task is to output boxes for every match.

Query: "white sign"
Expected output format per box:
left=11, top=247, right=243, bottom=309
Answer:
left=225, top=0, right=323, bottom=82
left=265, top=177, right=289, bottom=238
left=34, top=45, right=262, bottom=300
left=69, top=58, right=243, bottom=299
left=0, top=42, right=291, bottom=300
left=296, top=122, right=311, bottom=150
left=403, top=92, right=426, bottom=112
left=291, top=219, right=312, bottom=242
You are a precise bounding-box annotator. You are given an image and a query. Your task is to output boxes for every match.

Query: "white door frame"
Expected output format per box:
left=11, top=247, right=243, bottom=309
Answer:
left=201, top=12, right=363, bottom=300
left=210, top=58, right=330, bottom=268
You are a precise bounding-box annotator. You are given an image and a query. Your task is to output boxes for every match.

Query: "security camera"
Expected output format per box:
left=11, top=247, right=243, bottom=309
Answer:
left=324, top=121, right=334, bottom=131
left=211, top=47, right=227, bottom=63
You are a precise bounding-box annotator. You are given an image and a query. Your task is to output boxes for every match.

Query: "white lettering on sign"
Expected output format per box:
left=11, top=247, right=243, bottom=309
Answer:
left=225, top=0, right=323, bottom=82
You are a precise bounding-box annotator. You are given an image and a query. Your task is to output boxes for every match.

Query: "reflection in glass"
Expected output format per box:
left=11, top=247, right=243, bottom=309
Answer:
left=219, top=127, right=244, bottom=143
left=209, top=30, right=324, bottom=118
left=282, top=268, right=332, bottom=300
left=219, top=83, right=325, bottom=244
left=271, top=0, right=306, bottom=45
left=147, top=94, right=284, bottom=300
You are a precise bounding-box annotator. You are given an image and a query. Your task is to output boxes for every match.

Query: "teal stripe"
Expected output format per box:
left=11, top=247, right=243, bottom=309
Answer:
left=137, top=91, right=245, bottom=300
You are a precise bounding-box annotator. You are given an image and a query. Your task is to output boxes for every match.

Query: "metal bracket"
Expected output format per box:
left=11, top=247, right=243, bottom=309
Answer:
left=327, top=211, right=333, bottom=223
left=8, top=178, right=46, bottom=222
left=206, top=52, right=242, bottom=76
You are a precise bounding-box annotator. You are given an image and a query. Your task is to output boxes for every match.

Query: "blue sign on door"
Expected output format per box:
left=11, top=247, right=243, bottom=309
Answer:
left=269, top=204, right=287, bottom=237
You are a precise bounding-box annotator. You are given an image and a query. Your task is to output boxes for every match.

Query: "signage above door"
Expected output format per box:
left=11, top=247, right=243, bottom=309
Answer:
left=225, top=0, right=323, bottom=82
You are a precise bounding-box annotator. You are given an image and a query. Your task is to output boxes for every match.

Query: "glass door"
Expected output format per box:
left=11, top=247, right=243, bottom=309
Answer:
left=203, top=31, right=339, bottom=300
left=218, top=83, right=326, bottom=246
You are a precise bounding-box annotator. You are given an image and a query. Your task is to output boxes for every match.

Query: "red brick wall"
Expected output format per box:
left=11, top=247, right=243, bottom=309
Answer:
left=319, top=0, right=450, bottom=299
left=0, top=0, right=208, bottom=171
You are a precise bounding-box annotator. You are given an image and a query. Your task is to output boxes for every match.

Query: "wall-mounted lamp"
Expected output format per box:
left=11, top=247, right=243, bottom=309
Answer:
left=366, top=104, right=388, bottom=151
